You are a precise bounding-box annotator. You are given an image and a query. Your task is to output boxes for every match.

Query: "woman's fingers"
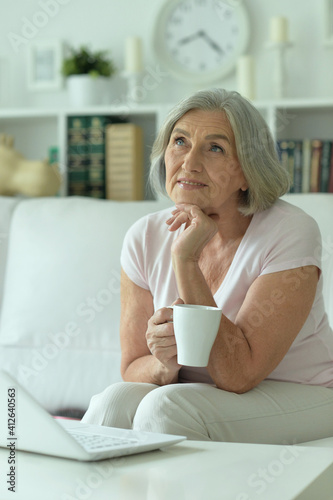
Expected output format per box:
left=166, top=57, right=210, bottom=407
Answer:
left=167, top=203, right=218, bottom=261
left=146, top=308, right=174, bottom=348
left=150, top=306, right=173, bottom=325
left=145, top=306, right=182, bottom=365
left=166, top=212, right=190, bottom=230
left=166, top=204, right=203, bottom=231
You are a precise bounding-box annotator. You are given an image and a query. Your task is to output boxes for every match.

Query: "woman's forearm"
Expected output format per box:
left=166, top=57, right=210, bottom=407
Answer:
left=122, top=354, right=180, bottom=386
left=172, top=257, right=216, bottom=307
left=172, top=256, right=253, bottom=392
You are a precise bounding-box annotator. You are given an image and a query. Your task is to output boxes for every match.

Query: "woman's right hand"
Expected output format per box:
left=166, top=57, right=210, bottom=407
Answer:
left=146, top=298, right=184, bottom=375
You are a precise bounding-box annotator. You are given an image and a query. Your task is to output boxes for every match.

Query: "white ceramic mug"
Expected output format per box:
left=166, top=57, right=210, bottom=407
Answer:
left=170, top=304, right=222, bottom=367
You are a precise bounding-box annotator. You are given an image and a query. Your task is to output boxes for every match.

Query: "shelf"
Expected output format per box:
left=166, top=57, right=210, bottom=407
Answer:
left=1, top=97, right=333, bottom=120
left=0, top=104, right=164, bottom=120
left=0, top=99, right=332, bottom=197
left=254, top=98, right=333, bottom=109
left=0, top=109, right=59, bottom=120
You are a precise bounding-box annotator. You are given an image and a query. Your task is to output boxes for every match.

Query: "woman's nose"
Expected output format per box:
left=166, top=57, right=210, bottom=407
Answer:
left=182, top=149, right=203, bottom=172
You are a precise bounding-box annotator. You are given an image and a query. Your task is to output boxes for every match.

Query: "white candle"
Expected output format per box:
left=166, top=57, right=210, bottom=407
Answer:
left=237, top=55, right=255, bottom=100
left=270, top=17, right=289, bottom=43
left=125, top=36, right=143, bottom=73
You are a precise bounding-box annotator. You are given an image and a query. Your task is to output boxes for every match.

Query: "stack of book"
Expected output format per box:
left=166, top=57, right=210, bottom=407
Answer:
left=277, top=139, right=333, bottom=193
left=67, top=115, right=133, bottom=198
left=105, top=123, right=144, bottom=201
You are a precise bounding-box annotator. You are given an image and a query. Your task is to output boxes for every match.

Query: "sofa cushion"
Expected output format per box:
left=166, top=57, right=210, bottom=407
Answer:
left=283, top=194, right=333, bottom=328
left=0, top=344, right=123, bottom=413
left=0, top=197, right=172, bottom=349
left=0, top=197, right=21, bottom=324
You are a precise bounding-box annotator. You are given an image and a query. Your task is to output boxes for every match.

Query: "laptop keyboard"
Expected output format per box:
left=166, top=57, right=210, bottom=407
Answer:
left=69, top=431, right=138, bottom=451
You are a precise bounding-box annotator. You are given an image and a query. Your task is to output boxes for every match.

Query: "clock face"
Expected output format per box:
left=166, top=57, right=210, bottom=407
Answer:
left=153, top=0, right=249, bottom=84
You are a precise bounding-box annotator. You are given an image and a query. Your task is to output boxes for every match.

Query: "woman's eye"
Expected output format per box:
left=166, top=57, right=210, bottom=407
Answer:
left=175, top=137, right=185, bottom=146
left=211, top=144, right=224, bottom=153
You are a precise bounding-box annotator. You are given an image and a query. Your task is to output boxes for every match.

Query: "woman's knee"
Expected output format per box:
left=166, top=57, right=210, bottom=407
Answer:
left=133, top=384, right=211, bottom=440
left=82, top=382, right=130, bottom=425
left=82, top=381, right=157, bottom=427
left=133, top=385, right=174, bottom=431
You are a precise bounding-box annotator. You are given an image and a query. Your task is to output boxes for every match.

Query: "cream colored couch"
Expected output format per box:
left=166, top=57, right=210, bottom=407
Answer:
left=0, top=194, right=332, bottom=417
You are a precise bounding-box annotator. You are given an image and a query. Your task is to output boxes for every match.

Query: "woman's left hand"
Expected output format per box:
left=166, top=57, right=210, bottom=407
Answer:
left=166, top=204, right=218, bottom=262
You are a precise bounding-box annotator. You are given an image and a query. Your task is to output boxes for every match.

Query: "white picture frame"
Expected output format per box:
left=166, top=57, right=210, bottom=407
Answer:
left=0, top=57, right=11, bottom=105
left=324, top=0, right=333, bottom=46
left=27, top=40, right=63, bottom=91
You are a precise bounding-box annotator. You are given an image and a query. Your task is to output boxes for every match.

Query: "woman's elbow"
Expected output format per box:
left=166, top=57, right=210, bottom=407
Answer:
left=213, top=372, right=262, bottom=394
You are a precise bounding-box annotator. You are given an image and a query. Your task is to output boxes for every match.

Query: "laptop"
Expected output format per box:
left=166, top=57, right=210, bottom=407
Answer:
left=0, top=371, right=186, bottom=461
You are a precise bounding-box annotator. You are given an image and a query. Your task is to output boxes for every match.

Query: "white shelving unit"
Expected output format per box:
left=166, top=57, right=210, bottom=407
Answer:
left=0, top=99, right=332, bottom=197
left=255, top=98, right=333, bottom=141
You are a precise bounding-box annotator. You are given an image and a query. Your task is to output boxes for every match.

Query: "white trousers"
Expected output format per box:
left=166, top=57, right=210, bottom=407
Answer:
left=82, top=380, right=333, bottom=444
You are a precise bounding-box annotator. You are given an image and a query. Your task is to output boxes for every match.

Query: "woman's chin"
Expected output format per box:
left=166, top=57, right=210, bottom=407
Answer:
left=170, top=188, right=211, bottom=208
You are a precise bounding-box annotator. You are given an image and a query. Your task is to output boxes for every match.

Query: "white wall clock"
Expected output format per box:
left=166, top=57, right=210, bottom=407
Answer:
left=152, top=0, right=250, bottom=84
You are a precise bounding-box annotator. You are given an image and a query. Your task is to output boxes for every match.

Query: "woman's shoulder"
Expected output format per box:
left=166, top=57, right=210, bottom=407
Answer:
left=127, top=206, right=174, bottom=232
left=123, top=206, right=175, bottom=246
left=254, top=198, right=319, bottom=233
left=247, top=198, right=322, bottom=265
left=121, top=206, right=175, bottom=287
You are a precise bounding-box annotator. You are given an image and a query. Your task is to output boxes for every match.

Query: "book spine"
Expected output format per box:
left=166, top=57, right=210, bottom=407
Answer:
left=286, top=141, right=296, bottom=193
left=320, top=141, right=332, bottom=192
left=87, top=116, right=107, bottom=199
left=310, top=140, right=323, bottom=193
left=293, top=140, right=303, bottom=193
left=67, top=116, right=89, bottom=196
left=301, top=139, right=311, bottom=193
left=277, top=140, right=292, bottom=192
left=328, top=144, right=333, bottom=193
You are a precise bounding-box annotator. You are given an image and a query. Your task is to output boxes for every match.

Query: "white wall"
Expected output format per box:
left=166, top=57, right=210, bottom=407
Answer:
left=0, top=0, right=332, bottom=108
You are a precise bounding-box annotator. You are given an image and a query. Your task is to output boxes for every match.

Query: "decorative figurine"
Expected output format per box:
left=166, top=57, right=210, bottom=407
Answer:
left=0, top=134, right=61, bottom=197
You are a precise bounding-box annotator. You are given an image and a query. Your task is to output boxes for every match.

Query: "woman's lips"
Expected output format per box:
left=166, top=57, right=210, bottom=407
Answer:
left=177, top=179, right=207, bottom=190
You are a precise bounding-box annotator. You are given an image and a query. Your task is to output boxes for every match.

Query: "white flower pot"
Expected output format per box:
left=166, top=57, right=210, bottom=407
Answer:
left=67, top=75, right=111, bottom=107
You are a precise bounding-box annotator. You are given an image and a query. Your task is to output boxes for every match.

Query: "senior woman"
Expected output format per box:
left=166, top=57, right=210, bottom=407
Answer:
left=83, top=88, right=333, bottom=444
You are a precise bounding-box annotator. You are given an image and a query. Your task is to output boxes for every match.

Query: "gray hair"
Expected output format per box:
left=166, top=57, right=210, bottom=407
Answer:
left=149, top=88, right=290, bottom=215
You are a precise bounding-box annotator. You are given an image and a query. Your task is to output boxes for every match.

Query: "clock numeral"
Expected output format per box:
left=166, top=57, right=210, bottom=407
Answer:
left=214, top=3, right=236, bottom=24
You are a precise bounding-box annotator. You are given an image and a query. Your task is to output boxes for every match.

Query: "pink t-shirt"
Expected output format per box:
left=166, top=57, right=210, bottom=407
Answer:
left=121, top=199, right=333, bottom=387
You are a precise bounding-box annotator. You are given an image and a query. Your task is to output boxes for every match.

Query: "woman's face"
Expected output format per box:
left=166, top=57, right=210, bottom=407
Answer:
left=164, top=109, right=248, bottom=217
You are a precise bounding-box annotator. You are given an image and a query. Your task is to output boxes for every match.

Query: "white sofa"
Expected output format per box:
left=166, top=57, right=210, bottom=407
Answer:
left=0, top=194, right=332, bottom=418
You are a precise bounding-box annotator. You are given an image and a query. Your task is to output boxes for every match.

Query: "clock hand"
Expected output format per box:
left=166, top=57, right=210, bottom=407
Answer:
left=200, top=31, right=225, bottom=55
left=178, top=31, right=202, bottom=46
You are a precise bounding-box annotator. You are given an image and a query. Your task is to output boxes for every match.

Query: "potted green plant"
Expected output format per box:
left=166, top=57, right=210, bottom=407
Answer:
left=62, top=45, right=117, bottom=106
